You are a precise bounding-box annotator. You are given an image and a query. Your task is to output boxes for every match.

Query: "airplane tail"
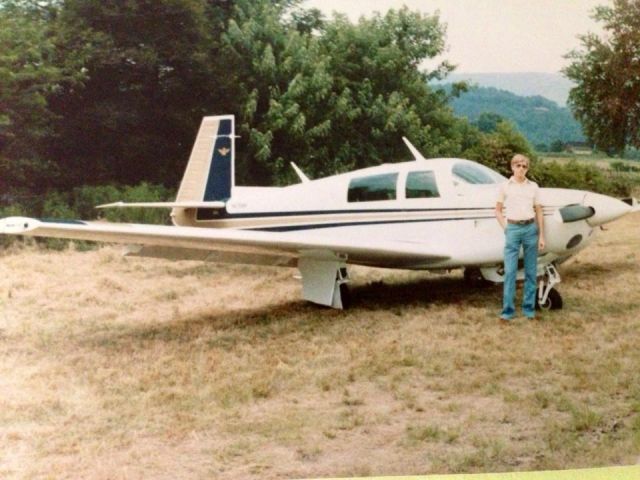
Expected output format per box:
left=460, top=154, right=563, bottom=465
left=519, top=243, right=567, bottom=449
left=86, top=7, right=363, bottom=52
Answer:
left=96, top=115, right=236, bottom=214
left=176, top=115, right=235, bottom=203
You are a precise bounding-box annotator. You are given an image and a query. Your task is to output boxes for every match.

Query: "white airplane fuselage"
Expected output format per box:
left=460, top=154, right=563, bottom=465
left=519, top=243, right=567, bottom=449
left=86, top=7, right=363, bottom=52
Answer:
left=1, top=115, right=635, bottom=309
left=170, top=158, right=624, bottom=272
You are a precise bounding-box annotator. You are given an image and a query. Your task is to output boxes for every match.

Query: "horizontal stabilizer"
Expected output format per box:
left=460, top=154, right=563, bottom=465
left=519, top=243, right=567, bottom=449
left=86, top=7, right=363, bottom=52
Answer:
left=97, top=201, right=226, bottom=209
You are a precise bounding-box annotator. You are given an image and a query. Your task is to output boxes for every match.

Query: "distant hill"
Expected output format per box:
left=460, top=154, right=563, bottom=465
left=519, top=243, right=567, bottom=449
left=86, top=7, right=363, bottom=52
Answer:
left=445, top=85, right=585, bottom=147
left=442, top=72, right=574, bottom=106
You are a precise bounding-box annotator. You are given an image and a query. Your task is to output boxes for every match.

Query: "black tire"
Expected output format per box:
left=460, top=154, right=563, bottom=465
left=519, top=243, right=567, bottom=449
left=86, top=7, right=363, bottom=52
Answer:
left=339, top=283, right=351, bottom=310
left=464, top=268, right=492, bottom=288
left=536, top=287, right=563, bottom=310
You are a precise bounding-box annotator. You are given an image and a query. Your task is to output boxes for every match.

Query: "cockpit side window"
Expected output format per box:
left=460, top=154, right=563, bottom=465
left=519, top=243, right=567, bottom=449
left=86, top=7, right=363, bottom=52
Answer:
left=406, top=171, right=439, bottom=198
left=452, top=162, right=506, bottom=185
left=348, top=173, right=398, bottom=202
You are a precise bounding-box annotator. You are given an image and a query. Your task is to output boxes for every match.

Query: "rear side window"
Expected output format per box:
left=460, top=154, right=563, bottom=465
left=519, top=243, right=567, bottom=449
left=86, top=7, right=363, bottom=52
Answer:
left=406, top=171, right=439, bottom=198
left=452, top=162, right=505, bottom=184
left=348, top=173, right=398, bottom=202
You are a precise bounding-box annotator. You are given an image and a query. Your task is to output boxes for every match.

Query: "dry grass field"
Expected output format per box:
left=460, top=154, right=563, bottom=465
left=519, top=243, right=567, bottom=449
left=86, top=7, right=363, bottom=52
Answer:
left=1, top=213, right=639, bottom=479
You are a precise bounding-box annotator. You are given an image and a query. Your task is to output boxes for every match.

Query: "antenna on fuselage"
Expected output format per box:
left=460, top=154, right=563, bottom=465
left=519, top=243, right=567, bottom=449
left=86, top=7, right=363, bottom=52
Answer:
left=402, top=137, right=427, bottom=162
left=290, top=162, right=310, bottom=183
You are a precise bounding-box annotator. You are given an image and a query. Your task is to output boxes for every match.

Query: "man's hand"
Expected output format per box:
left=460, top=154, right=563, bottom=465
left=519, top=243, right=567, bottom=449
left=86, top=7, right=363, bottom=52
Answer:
left=538, top=235, right=546, bottom=251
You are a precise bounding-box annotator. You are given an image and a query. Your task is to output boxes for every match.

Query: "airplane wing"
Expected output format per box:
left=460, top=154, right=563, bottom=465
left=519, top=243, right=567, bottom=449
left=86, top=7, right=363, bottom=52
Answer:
left=0, top=217, right=450, bottom=268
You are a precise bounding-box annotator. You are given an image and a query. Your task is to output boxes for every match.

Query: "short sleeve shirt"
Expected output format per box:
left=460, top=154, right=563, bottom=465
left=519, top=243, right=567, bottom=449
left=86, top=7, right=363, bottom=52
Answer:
left=497, top=177, right=540, bottom=221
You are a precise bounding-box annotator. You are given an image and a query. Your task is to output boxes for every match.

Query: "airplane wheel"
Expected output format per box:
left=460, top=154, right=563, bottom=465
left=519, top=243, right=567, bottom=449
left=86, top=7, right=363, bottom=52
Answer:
left=464, top=268, right=491, bottom=288
left=536, top=287, right=563, bottom=311
left=339, top=283, right=351, bottom=309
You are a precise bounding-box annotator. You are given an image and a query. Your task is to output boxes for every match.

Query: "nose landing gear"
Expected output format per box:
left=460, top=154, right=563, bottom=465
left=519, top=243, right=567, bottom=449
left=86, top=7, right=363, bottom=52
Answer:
left=537, top=263, right=563, bottom=310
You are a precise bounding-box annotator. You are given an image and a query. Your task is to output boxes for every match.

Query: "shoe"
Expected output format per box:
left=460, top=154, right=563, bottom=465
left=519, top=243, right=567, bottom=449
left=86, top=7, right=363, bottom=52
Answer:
left=499, top=317, right=512, bottom=325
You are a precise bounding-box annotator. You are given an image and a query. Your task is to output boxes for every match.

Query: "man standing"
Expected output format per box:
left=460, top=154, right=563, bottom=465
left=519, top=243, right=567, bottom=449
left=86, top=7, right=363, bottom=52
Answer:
left=495, top=154, right=545, bottom=322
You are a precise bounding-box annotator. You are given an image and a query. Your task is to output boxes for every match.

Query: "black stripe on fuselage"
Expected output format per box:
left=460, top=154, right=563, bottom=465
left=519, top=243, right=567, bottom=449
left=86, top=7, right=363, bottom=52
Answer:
left=248, top=215, right=501, bottom=232
left=196, top=206, right=498, bottom=221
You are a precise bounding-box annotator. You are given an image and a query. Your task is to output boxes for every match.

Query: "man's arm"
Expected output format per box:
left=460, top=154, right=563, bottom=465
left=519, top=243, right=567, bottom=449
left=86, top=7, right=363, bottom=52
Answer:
left=535, top=204, right=545, bottom=250
left=495, top=184, right=507, bottom=230
left=496, top=202, right=507, bottom=230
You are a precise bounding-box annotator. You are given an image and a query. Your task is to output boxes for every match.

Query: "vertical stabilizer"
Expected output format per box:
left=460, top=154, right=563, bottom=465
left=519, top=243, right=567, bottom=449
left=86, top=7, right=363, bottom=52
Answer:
left=176, top=115, right=235, bottom=202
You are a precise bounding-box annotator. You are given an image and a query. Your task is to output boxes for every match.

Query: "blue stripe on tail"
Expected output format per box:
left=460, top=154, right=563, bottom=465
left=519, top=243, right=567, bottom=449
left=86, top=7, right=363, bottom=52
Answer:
left=204, top=118, right=233, bottom=201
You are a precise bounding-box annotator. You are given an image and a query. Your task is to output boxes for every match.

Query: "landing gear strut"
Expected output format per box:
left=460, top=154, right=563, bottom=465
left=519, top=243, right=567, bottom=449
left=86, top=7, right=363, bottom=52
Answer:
left=536, top=263, right=563, bottom=310
left=298, top=257, right=350, bottom=309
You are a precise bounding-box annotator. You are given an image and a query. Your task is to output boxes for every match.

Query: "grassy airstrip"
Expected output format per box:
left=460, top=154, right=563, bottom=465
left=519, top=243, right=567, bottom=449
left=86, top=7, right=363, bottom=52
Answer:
left=0, top=213, right=639, bottom=479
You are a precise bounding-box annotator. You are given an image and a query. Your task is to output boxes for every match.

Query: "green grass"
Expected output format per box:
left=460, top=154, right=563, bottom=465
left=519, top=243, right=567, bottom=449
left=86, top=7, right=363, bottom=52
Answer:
left=0, top=214, right=639, bottom=478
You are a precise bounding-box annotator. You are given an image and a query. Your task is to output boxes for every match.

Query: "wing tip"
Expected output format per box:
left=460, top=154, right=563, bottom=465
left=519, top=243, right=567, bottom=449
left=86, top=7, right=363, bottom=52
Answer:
left=0, top=216, right=40, bottom=234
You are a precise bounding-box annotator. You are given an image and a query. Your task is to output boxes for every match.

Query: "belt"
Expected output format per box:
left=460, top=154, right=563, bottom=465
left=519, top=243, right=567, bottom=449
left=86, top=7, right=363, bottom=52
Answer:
left=507, top=218, right=535, bottom=225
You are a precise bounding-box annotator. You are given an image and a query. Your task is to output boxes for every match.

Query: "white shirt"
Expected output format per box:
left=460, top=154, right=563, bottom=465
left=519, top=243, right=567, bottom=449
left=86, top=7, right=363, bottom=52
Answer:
left=497, top=177, right=540, bottom=221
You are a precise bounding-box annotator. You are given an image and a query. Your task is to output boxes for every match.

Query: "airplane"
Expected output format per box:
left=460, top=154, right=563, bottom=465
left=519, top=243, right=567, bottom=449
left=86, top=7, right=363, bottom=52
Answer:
left=1, top=114, right=637, bottom=309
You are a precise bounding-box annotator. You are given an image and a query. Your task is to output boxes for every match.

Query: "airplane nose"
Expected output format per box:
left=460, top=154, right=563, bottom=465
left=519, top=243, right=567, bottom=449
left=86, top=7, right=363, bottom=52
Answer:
left=584, top=192, right=632, bottom=226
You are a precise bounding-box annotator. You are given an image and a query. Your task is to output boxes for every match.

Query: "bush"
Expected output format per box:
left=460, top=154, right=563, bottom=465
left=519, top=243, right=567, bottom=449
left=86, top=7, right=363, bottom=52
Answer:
left=1, top=183, right=175, bottom=251
left=98, top=183, right=174, bottom=225
left=463, top=121, right=536, bottom=177
left=58, top=183, right=175, bottom=224
left=530, top=160, right=635, bottom=197
left=611, top=161, right=640, bottom=173
left=41, top=191, right=80, bottom=250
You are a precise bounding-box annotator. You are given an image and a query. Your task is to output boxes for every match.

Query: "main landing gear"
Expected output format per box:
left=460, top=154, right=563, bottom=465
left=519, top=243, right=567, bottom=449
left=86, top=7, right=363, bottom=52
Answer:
left=536, top=263, right=563, bottom=310
left=298, top=256, right=350, bottom=309
left=468, top=263, right=565, bottom=311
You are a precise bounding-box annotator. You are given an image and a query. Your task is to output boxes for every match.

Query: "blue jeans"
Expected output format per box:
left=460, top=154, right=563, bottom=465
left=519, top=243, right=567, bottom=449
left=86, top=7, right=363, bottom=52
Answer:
left=502, top=222, right=539, bottom=319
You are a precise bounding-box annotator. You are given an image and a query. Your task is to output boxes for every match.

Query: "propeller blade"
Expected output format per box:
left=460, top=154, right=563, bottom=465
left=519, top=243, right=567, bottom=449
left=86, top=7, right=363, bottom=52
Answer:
left=559, top=204, right=595, bottom=223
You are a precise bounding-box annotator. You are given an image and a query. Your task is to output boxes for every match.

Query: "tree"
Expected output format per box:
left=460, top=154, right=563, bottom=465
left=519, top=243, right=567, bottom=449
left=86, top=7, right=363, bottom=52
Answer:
left=564, top=0, right=640, bottom=155
left=474, top=112, right=505, bottom=133
left=45, top=0, right=238, bottom=189
left=225, top=5, right=465, bottom=185
left=2, top=0, right=523, bottom=200
left=0, top=1, right=72, bottom=197
left=550, top=140, right=566, bottom=152
left=463, top=120, right=535, bottom=177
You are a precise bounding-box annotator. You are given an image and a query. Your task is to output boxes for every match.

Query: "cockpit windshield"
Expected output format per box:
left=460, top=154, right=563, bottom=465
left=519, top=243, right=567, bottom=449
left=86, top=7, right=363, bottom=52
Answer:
left=452, top=162, right=506, bottom=185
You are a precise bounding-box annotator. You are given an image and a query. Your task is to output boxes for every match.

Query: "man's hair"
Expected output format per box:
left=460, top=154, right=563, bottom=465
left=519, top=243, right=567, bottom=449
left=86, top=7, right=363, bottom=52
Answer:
left=511, top=153, right=529, bottom=166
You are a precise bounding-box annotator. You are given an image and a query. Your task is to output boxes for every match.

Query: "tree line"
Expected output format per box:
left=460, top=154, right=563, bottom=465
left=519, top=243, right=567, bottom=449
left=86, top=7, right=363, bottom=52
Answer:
left=0, top=0, right=637, bottom=222
left=446, top=86, right=585, bottom=150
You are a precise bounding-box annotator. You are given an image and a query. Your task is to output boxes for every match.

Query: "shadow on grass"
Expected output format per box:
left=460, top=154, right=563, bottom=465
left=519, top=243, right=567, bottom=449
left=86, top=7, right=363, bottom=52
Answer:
left=350, top=274, right=499, bottom=310
left=77, top=255, right=637, bottom=351
left=79, top=273, right=498, bottom=350
left=562, top=259, right=637, bottom=281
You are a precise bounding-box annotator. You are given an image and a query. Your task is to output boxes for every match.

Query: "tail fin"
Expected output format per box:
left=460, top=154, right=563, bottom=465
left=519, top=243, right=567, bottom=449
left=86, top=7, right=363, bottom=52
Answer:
left=176, top=115, right=235, bottom=203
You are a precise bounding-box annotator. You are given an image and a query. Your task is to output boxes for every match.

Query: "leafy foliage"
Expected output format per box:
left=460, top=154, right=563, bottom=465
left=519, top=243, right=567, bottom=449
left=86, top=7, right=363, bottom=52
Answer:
left=0, top=1, right=75, bottom=195
left=41, top=183, right=174, bottom=224
left=564, top=0, right=640, bottom=155
left=531, top=160, right=634, bottom=197
left=463, top=121, right=536, bottom=177
left=226, top=5, right=462, bottom=185
left=446, top=85, right=585, bottom=148
left=45, top=0, right=235, bottom=189
left=0, top=0, right=631, bottom=224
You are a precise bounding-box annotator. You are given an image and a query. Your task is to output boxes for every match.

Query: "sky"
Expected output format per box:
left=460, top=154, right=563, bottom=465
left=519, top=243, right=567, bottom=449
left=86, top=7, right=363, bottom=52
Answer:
left=303, top=0, right=610, bottom=74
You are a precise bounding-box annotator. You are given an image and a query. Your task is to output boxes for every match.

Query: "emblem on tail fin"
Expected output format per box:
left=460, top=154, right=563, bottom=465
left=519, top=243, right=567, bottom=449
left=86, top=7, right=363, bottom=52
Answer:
left=176, top=115, right=235, bottom=203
